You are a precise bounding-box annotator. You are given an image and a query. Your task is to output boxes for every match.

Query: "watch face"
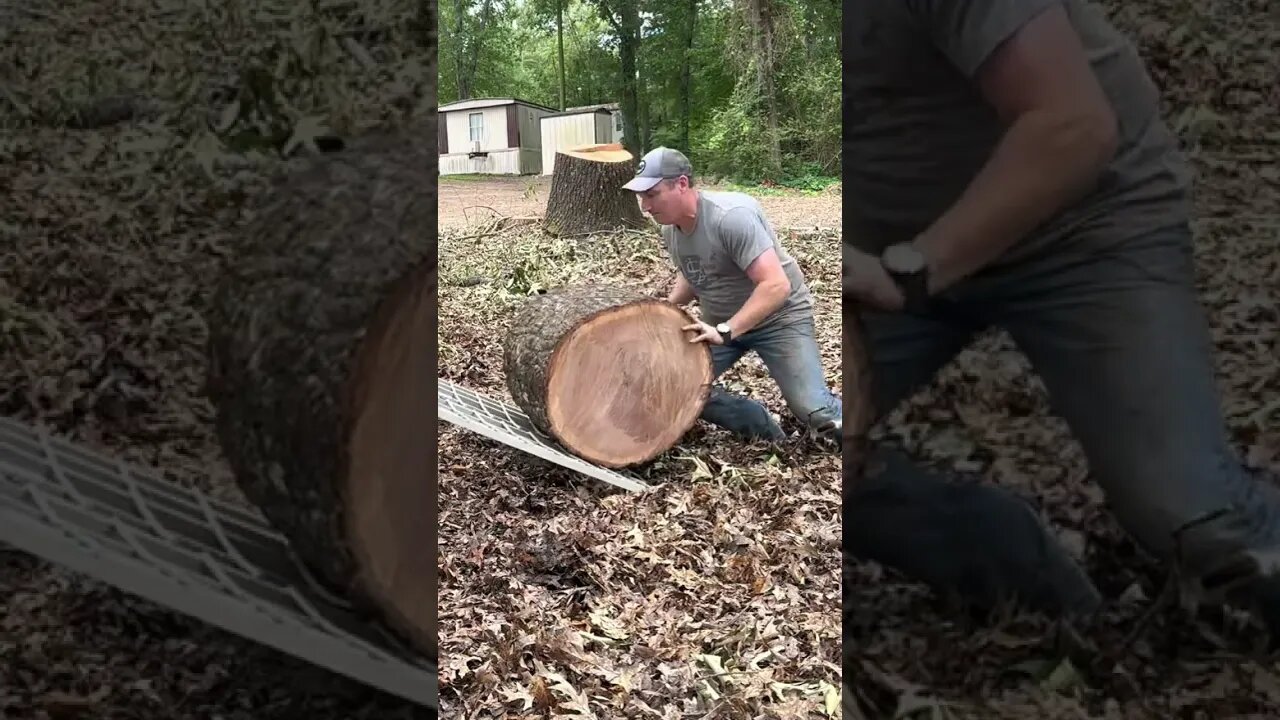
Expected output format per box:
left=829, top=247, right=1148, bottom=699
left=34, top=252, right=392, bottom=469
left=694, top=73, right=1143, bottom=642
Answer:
left=716, top=323, right=731, bottom=334
left=882, top=244, right=926, bottom=274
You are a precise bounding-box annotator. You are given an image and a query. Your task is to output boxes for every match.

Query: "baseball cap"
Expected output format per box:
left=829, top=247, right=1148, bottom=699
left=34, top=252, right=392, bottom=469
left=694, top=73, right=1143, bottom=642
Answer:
left=622, top=147, right=693, bottom=192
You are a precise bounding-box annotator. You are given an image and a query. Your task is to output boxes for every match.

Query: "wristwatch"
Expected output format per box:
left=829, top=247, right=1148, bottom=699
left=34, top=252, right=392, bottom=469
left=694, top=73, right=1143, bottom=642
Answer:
left=715, top=322, right=733, bottom=342
left=880, top=242, right=930, bottom=313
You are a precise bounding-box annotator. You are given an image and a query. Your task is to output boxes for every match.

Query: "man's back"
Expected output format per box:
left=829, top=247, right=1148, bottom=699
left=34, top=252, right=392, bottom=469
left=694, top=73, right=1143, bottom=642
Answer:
left=663, top=190, right=813, bottom=330
left=843, top=0, right=1193, bottom=267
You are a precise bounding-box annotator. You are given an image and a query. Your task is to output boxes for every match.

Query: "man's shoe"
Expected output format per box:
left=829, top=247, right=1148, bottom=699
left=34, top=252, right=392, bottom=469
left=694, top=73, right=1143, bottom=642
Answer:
left=845, top=447, right=1103, bottom=621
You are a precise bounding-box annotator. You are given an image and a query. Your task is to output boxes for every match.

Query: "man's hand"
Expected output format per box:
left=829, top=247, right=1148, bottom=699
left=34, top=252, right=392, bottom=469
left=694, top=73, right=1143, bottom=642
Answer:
left=843, top=245, right=905, bottom=312
left=683, top=320, right=725, bottom=345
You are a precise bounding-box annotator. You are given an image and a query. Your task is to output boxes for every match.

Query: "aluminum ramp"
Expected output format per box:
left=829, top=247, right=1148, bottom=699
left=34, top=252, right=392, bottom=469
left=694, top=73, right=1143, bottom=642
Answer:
left=0, top=416, right=437, bottom=710
left=437, top=378, right=650, bottom=493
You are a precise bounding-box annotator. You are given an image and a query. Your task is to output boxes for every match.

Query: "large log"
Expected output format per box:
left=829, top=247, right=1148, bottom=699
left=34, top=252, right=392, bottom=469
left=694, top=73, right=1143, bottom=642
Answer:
left=502, top=285, right=712, bottom=468
left=543, top=143, right=648, bottom=237
left=204, top=129, right=437, bottom=660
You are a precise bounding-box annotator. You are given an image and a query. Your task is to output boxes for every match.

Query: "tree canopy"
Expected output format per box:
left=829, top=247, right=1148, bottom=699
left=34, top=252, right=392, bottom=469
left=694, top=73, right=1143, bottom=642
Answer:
left=440, top=0, right=840, bottom=187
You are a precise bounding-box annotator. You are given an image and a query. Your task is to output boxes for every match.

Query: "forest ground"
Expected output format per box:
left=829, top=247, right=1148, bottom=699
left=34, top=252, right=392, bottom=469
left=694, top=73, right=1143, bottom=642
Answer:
left=438, top=174, right=842, bottom=231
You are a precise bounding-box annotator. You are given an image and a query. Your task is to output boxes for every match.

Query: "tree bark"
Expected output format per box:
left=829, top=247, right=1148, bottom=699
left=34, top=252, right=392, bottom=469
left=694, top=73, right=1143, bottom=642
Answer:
left=452, top=0, right=468, bottom=99
left=747, top=0, right=783, bottom=176
left=205, top=129, right=438, bottom=660
left=596, top=0, right=641, bottom=156
left=503, top=285, right=713, bottom=467
left=543, top=143, right=648, bottom=235
left=557, top=0, right=566, bottom=110
left=679, top=0, right=697, bottom=154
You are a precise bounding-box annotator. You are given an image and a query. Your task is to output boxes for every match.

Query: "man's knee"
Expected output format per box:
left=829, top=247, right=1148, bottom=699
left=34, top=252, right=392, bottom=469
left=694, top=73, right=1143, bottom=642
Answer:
left=1095, top=455, right=1280, bottom=578
left=785, top=390, right=841, bottom=431
left=701, top=387, right=785, bottom=441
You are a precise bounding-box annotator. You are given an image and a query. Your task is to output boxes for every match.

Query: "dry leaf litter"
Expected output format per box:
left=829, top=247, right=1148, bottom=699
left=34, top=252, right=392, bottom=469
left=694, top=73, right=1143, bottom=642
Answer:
left=2, top=0, right=434, bottom=718
left=847, top=0, right=1280, bottom=718
left=0, top=0, right=1277, bottom=718
left=437, top=219, right=843, bottom=719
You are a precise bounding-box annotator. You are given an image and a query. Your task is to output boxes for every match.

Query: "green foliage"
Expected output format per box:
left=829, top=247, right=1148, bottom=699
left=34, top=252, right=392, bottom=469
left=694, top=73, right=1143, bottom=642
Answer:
left=442, top=0, right=840, bottom=181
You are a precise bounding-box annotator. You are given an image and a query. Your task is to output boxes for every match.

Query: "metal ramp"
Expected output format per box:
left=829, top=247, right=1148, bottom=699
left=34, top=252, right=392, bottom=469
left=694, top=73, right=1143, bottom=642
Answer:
left=0, top=416, right=437, bottom=710
left=438, top=378, right=650, bottom=493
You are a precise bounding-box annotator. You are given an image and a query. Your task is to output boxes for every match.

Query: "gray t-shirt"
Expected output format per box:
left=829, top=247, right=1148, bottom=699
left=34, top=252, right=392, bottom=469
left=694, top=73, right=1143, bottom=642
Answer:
left=663, top=190, right=813, bottom=331
left=844, top=0, right=1193, bottom=271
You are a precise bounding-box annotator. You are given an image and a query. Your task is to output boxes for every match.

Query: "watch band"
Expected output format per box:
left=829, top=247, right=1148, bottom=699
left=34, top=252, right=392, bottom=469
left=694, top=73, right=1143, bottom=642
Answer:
left=895, top=271, right=929, bottom=313
left=880, top=243, right=931, bottom=314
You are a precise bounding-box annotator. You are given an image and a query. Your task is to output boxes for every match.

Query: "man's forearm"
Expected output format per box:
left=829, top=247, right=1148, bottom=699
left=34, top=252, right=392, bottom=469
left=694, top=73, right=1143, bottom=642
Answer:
left=726, top=279, right=790, bottom=336
left=915, top=108, right=1117, bottom=293
left=666, top=273, right=696, bottom=305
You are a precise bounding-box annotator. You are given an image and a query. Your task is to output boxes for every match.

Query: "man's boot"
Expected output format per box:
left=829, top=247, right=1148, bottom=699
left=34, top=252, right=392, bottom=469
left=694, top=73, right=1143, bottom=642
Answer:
left=844, top=446, right=1103, bottom=620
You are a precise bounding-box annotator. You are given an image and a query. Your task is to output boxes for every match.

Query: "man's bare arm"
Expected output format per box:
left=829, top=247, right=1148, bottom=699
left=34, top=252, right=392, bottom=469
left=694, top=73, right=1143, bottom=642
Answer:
left=725, top=248, right=791, bottom=336
left=915, top=5, right=1119, bottom=294
left=666, top=272, right=696, bottom=305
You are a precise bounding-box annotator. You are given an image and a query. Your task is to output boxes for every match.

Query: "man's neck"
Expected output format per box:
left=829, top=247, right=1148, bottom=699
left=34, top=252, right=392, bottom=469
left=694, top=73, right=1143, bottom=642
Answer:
left=674, top=190, right=700, bottom=234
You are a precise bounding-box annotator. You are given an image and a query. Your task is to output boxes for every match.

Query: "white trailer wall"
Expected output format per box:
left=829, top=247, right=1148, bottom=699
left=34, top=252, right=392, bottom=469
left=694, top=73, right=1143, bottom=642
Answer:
left=539, top=112, right=611, bottom=176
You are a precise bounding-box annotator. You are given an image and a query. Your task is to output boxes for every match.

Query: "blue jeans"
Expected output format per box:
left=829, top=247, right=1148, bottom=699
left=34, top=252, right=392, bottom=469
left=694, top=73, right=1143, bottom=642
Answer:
left=846, top=222, right=1280, bottom=624
left=700, top=317, right=842, bottom=443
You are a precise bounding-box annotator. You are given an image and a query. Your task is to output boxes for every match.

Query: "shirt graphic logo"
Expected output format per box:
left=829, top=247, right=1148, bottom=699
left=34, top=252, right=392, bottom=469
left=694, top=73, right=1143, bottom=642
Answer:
left=680, top=255, right=707, bottom=286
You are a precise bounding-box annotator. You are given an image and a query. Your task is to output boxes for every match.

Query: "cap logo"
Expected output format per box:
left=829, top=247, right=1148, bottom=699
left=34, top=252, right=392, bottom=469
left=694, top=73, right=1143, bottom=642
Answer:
left=636, top=159, right=646, bottom=175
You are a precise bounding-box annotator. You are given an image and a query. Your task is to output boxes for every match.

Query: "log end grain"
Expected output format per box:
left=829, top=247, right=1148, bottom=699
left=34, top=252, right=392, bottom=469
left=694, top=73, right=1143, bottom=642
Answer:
left=344, top=260, right=436, bottom=658
left=545, top=300, right=712, bottom=467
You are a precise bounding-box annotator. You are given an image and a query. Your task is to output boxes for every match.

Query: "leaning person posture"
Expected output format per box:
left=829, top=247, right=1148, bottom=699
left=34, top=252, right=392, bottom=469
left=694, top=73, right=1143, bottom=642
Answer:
left=843, top=0, right=1280, bottom=635
left=622, top=146, right=842, bottom=446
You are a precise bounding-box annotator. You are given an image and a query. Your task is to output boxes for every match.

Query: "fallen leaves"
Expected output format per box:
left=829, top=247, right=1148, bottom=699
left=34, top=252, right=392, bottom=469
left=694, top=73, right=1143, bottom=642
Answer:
left=2, top=0, right=436, bottom=718
left=842, top=1, right=1280, bottom=716
left=438, top=220, right=843, bottom=717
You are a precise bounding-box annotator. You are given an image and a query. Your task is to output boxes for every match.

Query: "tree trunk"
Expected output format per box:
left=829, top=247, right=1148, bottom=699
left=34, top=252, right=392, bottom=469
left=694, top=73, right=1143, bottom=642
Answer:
left=452, top=0, right=468, bottom=99
left=593, top=0, right=640, bottom=155
left=557, top=0, right=566, bottom=110
left=205, top=129, right=438, bottom=661
left=679, top=0, right=696, bottom=154
left=543, top=143, right=647, bottom=235
left=617, top=0, right=641, bottom=156
left=503, top=285, right=713, bottom=468
left=637, top=43, right=651, bottom=152
left=842, top=296, right=875, bottom=488
left=748, top=0, right=782, bottom=176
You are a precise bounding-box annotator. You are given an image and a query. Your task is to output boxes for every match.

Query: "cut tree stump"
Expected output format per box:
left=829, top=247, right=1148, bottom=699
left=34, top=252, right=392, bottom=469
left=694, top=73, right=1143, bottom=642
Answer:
left=543, top=143, right=648, bottom=237
left=502, top=285, right=712, bottom=468
left=843, top=295, right=876, bottom=489
left=205, top=128, right=438, bottom=660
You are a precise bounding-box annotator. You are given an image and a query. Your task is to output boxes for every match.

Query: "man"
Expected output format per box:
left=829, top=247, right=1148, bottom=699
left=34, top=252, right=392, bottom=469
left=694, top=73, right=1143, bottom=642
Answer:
left=622, top=146, right=842, bottom=446
left=843, top=0, right=1280, bottom=634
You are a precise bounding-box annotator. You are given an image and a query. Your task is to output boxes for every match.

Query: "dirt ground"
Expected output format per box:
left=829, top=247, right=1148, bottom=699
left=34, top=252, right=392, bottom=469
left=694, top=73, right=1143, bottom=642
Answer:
left=439, top=175, right=842, bottom=231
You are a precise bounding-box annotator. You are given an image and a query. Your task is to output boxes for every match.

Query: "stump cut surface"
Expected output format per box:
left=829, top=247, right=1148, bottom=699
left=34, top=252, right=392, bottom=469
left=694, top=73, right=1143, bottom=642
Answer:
left=561, top=142, right=633, bottom=163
